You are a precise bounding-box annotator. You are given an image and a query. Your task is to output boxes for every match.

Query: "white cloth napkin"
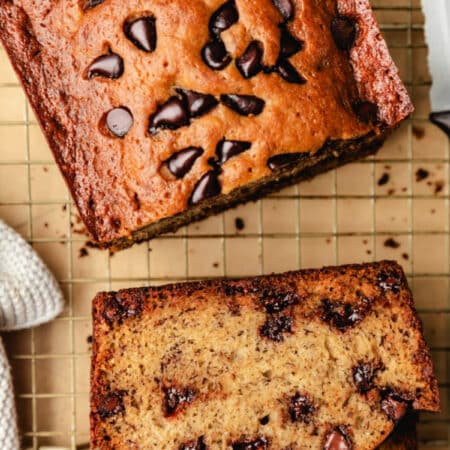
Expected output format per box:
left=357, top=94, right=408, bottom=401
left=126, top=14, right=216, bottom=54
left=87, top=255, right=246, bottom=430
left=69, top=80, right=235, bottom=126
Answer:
left=0, top=220, right=64, bottom=449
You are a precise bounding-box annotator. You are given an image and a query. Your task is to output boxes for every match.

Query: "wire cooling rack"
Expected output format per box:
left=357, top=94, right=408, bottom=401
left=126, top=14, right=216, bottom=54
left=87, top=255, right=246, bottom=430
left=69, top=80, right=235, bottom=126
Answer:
left=0, top=0, right=448, bottom=448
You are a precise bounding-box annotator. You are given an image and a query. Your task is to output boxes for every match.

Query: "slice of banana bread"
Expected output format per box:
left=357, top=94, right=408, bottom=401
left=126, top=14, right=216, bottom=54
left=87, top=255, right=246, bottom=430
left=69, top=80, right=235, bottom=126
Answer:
left=91, top=261, right=439, bottom=449
left=0, top=0, right=413, bottom=250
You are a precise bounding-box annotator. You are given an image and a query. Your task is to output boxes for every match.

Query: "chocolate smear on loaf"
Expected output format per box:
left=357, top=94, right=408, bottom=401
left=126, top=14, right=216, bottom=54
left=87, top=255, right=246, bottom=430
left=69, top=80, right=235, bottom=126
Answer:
left=163, top=386, right=197, bottom=417
left=260, top=314, right=293, bottom=342
left=323, top=426, right=352, bottom=450
left=380, top=390, right=411, bottom=423
left=288, top=393, right=316, bottom=423
left=377, top=268, right=402, bottom=294
left=232, top=436, right=269, bottom=450
left=321, top=298, right=371, bottom=331
left=353, top=361, right=384, bottom=393
left=179, top=436, right=207, bottom=450
left=97, top=390, right=127, bottom=419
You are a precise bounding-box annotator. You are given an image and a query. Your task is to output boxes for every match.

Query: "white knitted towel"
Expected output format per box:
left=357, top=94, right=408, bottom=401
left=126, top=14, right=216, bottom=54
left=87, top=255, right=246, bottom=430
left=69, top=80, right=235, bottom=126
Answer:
left=0, top=220, right=65, bottom=449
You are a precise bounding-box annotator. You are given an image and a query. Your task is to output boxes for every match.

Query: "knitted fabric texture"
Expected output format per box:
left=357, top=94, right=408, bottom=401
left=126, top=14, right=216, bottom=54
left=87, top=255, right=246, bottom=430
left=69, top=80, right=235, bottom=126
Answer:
left=0, top=220, right=64, bottom=449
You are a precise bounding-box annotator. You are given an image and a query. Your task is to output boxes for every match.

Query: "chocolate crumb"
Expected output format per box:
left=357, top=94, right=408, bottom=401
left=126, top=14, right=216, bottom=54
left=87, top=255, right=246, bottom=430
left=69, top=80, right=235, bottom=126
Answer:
left=387, top=189, right=395, bottom=196
left=434, top=180, right=444, bottom=195
left=259, top=415, right=270, bottom=425
left=163, top=386, right=197, bottom=417
left=377, top=173, right=390, bottom=186
left=232, top=437, right=268, bottom=450
left=384, top=238, right=400, bottom=249
left=87, top=335, right=93, bottom=344
left=415, top=168, right=429, bottom=182
left=412, top=126, right=425, bottom=139
left=366, top=250, right=372, bottom=255
left=402, top=253, right=409, bottom=261
left=260, top=315, right=293, bottom=342
left=79, top=247, right=89, bottom=258
left=213, top=262, right=219, bottom=268
left=235, top=217, right=245, bottom=231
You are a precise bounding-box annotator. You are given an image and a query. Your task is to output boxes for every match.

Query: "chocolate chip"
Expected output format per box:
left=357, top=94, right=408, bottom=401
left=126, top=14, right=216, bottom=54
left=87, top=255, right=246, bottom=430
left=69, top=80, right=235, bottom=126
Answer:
left=323, top=427, right=352, bottom=450
left=267, top=152, right=310, bottom=170
left=353, top=101, right=379, bottom=124
left=179, top=437, right=207, bottom=450
left=87, top=52, right=124, bottom=79
left=381, top=391, right=410, bottom=422
left=176, top=89, right=219, bottom=118
left=209, top=0, right=239, bottom=36
left=236, top=41, right=263, bottom=79
left=384, top=238, right=400, bottom=249
left=98, top=390, right=126, bottom=419
left=272, top=0, right=294, bottom=21
left=321, top=298, right=370, bottom=331
left=202, top=40, right=232, bottom=70
left=221, top=94, right=265, bottom=116
left=331, top=16, right=358, bottom=51
left=259, top=415, right=270, bottom=425
left=163, top=386, right=196, bottom=417
left=189, top=171, right=221, bottom=206
left=216, top=140, right=252, bottom=164
left=85, top=0, right=105, bottom=9
left=149, top=97, right=189, bottom=134
left=276, top=59, right=306, bottom=84
left=232, top=437, right=269, bottom=450
left=165, top=147, right=204, bottom=179
left=260, top=315, right=293, bottom=342
left=105, top=107, right=133, bottom=137
left=235, top=217, right=245, bottom=231
left=124, top=17, right=157, bottom=52
left=353, top=362, right=383, bottom=393
left=280, top=27, right=303, bottom=58
left=377, top=269, right=402, bottom=294
left=289, top=393, right=316, bottom=423
left=260, top=290, right=300, bottom=314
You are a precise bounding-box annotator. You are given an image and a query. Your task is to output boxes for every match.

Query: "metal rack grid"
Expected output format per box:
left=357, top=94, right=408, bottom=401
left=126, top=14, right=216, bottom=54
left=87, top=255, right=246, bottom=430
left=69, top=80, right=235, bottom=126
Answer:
left=0, top=0, right=448, bottom=448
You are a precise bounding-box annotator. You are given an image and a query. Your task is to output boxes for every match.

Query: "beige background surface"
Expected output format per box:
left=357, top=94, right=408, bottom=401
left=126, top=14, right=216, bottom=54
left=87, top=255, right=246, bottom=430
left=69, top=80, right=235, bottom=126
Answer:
left=0, top=0, right=448, bottom=448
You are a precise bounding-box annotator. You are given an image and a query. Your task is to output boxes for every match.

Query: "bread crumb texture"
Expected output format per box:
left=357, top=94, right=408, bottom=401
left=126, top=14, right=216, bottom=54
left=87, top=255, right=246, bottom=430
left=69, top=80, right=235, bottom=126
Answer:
left=91, top=261, right=439, bottom=449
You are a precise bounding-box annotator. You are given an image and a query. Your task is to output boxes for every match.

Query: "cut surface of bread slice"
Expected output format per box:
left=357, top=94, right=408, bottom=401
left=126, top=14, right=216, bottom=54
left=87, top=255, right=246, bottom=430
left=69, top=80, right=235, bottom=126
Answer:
left=91, top=261, right=438, bottom=449
left=0, top=0, right=412, bottom=249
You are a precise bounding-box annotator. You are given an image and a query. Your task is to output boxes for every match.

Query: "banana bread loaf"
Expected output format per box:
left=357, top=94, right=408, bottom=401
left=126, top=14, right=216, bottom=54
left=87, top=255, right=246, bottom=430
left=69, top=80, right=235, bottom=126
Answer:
left=0, top=0, right=412, bottom=250
left=91, top=261, right=438, bottom=449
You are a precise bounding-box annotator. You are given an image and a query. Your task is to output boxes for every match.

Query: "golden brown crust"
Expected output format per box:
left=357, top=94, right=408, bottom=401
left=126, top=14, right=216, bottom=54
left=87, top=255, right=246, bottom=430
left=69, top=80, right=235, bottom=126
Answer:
left=0, top=1, right=412, bottom=248
left=91, top=261, right=438, bottom=449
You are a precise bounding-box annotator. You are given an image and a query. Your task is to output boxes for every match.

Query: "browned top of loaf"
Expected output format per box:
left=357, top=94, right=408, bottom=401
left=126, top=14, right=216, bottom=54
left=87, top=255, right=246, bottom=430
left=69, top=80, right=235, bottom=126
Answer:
left=91, top=261, right=438, bottom=449
left=0, top=0, right=412, bottom=245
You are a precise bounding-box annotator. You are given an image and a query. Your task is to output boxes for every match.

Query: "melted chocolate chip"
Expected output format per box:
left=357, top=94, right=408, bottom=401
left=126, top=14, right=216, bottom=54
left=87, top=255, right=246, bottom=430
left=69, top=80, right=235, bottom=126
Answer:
left=276, top=59, right=306, bottom=84
left=166, top=147, right=204, bottom=179
left=149, top=97, right=189, bottom=134
left=102, top=292, right=143, bottom=326
left=259, top=415, right=270, bottom=425
left=176, top=89, right=219, bottom=118
left=272, top=0, right=294, bottom=21
left=202, top=40, right=232, bottom=70
left=216, top=140, right=252, bottom=164
left=221, top=94, right=265, bottom=116
left=87, top=52, right=124, bottom=79
left=353, top=101, right=379, bottom=124
left=381, top=391, right=409, bottom=422
left=124, top=17, right=157, bottom=52
left=260, top=315, right=293, bottom=342
left=331, top=16, right=358, bottom=51
left=163, top=386, right=196, bottom=417
left=236, top=41, right=264, bottom=79
left=189, top=171, right=221, bottom=206
left=98, top=390, right=126, bottom=419
left=210, top=0, right=239, bottom=36
left=179, top=437, right=207, bottom=450
left=353, top=362, right=383, bottom=393
left=232, top=437, right=269, bottom=450
left=321, top=298, right=370, bottom=331
left=323, top=427, right=352, bottom=450
left=267, top=152, right=310, bottom=170
left=289, top=393, right=316, bottom=423
left=377, top=269, right=402, bottom=294
left=105, top=107, right=133, bottom=138
left=260, top=290, right=300, bottom=314
left=280, top=27, right=304, bottom=58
